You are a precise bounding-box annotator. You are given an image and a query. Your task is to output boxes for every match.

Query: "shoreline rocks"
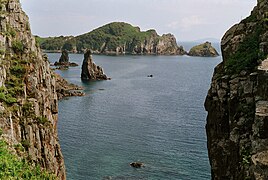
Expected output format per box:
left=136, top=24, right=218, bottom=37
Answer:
left=55, top=73, right=85, bottom=100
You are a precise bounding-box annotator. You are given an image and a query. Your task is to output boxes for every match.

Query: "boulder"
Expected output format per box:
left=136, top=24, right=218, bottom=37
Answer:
left=129, top=162, right=144, bottom=168
left=81, top=49, right=108, bottom=80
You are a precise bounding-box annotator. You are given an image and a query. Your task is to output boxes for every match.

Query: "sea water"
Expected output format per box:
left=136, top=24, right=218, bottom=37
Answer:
left=47, top=52, right=221, bottom=180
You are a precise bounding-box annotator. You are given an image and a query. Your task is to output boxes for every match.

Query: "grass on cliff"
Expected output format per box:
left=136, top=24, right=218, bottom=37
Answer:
left=0, top=140, right=55, bottom=179
left=225, top=18, right=266, bottom=74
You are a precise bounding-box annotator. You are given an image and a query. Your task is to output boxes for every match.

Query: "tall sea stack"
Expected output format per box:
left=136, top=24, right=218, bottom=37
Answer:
left=0, top=0, right=65, bottom=178
left=81, top=49, right=108, bottom=80
left=205, top=0, right=268, bottom=179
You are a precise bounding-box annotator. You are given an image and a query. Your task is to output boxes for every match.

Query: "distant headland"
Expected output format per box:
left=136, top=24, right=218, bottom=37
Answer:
left=36, top=22, right=186, bottom=56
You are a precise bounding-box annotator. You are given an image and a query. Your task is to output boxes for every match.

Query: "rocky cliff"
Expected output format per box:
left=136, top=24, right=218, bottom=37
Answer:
left=205, top=0, right=268, bottom=179
left=38, top=22, right=186, bottom=55
left=188, top=42, right=219, bottom=57
left=0, top=0, right=65, bottom=178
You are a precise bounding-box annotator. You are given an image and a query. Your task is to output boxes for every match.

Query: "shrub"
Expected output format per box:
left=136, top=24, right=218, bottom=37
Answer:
left=12, top=40, right=24, bottom=53
left=37, top=116, right=49, bottom=125
left=0, top=92, right=6, bottom=102
left=10, top=63, right=26, bottom=77
left=21, top=140, right=30, bottom=149
left=225, top=24, right=266, bottom=74
left=0, top=140, right=55, bottom=179
left=5, top=94, right=17, bottom=104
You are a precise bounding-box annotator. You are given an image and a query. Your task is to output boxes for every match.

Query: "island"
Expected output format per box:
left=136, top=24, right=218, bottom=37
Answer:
left=36, top=22, right=186, bottom=55
left=188, top=42, right=219, bottom=57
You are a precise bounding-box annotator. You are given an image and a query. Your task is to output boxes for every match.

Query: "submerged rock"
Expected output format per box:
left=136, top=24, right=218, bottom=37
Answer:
left=188, top=42, right=219, bottom=57
left=129, top=162, right=144, bottom=168
left=81, top=49, right=109, bottom=80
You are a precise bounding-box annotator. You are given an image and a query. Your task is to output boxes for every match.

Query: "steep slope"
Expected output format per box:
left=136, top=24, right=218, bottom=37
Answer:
left=205, top=0, right=268, bottom=179
left=39, top=22, right=186, bottom=55
left=0, top=0, right=65, bottom=178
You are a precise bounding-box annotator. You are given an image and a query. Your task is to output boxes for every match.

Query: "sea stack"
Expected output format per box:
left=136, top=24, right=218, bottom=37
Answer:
left=188, top=42, right=219, bottom=57
left=54, top=50, right=78, bottom=67
left=81, top=49, right=108, bottom=80
left=59, top=49, right=69, bottom=64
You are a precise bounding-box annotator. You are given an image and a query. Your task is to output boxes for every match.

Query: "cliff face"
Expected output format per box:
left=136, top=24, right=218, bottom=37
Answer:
left=205, top=0, right=268, bottom=179
left=0, top=0, right=65, bottom=178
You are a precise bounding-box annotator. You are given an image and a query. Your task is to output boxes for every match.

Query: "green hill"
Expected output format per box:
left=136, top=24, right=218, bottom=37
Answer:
left=38, top=22, right=186, bottom=55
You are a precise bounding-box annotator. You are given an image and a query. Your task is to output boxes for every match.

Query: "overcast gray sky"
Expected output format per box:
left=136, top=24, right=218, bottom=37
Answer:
left=20, top=0, right=256, bottom=41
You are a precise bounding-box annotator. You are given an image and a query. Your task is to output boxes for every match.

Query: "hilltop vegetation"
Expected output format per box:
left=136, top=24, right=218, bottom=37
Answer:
left=38, top=22, right=186, bottom=55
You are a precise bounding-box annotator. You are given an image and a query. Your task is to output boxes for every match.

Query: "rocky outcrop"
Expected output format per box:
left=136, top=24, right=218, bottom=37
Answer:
left=205, top=0, right=268, bottom=179
left=128, top=33, right=186, bottom=55
left=54, top=50, right=78, bottom=67
left=129, top=162, right=144, bottom=168
left=188, top=42, right=219, bottom=57
left=59, top=49, right=69, bottom=64
left=55, top=73, right=84, bottom=100
left=0, top=0, right=66, bottom=178
left=81, top=50, right=109, bottom=80
left=39, top=22, right=186, bottom=55
left=157, top=34, right=186, bottom=55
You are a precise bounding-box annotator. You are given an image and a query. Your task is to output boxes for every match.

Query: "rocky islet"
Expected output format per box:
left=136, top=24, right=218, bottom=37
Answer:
left=188, top=41, right=219, bottom=57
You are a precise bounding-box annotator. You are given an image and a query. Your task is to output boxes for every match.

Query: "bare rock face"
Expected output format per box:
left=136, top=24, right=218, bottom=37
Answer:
left=205, top=0, right=268, bottom=179
left=81, top=50, right=108, bottom=80
left=156, top=34, right=186, bottom=55
left=188, top=42, right=219, bottom=57
left=0, top=0, right=65, bottom=178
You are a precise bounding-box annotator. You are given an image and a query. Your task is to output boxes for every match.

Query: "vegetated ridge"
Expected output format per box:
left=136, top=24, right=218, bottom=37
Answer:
left=37, top=22, right=186, bottom=55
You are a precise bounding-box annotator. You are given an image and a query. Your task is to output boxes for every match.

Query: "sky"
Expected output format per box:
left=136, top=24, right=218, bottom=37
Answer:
left=20, top=0, right=257, bottom=42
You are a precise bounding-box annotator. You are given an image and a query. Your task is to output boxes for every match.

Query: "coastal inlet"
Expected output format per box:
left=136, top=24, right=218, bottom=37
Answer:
left=48, top=52, right=221, bottom=180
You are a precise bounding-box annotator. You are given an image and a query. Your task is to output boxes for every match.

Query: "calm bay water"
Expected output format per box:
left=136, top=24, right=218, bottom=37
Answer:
left=47, top=52, right=221, bottom=180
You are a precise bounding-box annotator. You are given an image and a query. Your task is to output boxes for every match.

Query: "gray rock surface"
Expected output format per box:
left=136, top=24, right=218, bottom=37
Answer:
left=205, top=0, right=268, bottom=179
left=0, top=0, right=66, bottom=178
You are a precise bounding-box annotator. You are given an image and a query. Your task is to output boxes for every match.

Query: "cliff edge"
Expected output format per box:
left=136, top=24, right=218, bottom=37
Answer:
left=0, top=0, right=65, bottom=178
left=205, top=0, right=268, bottom=179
